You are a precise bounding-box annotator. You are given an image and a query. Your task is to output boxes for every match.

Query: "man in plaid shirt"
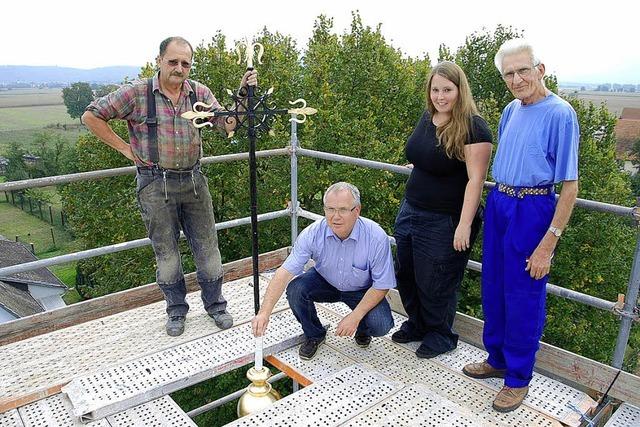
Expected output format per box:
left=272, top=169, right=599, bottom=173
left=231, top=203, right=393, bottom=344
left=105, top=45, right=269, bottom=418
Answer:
left=82, top=36, right=257, bottom=336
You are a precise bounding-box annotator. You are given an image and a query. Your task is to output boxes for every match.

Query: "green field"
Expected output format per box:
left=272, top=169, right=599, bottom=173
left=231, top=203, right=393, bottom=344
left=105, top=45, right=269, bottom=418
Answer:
left=0, top=88, right=65, bottom=108
left=0, top=127, right=84, bottom=156
left=0, top=105, right=78, bottom=132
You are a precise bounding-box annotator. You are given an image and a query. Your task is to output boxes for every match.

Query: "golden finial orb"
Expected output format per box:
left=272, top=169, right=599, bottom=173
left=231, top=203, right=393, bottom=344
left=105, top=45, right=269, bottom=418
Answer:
left=237, top=366, right=281, bottom=417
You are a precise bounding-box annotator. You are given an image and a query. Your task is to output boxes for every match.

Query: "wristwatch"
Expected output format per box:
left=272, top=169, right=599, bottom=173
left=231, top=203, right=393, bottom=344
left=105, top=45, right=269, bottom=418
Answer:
left=548, top=226, right=562, bottom=237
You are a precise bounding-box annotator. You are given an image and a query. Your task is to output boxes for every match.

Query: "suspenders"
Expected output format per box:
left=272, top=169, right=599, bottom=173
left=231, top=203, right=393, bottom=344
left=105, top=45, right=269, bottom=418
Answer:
left=145, top=78, right=199, bottom=166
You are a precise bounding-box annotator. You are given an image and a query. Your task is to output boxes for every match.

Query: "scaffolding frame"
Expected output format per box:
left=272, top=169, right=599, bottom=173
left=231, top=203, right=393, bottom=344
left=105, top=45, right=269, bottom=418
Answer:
left=0, top=118, right=639, bottom=411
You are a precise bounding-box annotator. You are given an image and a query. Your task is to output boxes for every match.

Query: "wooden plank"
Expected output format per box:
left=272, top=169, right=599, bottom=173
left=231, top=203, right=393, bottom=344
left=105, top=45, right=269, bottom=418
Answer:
left=387, top=289, right=640, bottom=407
left=0, top=247, right=289, bottom=346
left=265, top=355, right=313, bottom=387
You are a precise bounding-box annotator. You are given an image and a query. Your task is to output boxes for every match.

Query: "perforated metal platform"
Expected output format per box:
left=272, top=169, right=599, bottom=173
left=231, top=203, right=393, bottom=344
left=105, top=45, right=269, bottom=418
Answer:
left=0, top=276, right=283, bottom=411
left=62, top=309, right=304, bottom=421
left=0, top=271, right=626, bottom=427
left=0, top=393, right=194, bottom=427
left=228, top=364, right=404, bottom=426
left=604, top=402, right=640, bottom=427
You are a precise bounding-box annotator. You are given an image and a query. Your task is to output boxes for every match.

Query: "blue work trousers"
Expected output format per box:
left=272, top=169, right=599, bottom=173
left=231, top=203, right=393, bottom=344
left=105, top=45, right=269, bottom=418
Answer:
left=136, top=167, right=226, bottom=317
left=286, top=268, right=394, bottom=340
left=482, top=187, right=555, bottom=388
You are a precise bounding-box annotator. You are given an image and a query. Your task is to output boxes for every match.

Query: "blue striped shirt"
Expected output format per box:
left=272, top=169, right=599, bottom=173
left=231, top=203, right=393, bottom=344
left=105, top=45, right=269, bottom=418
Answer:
left=282, top=217, right=396, bottom=291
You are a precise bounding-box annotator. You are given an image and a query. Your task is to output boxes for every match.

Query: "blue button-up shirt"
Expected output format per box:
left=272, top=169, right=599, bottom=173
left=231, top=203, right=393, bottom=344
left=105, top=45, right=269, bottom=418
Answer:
left=282, top=217, right=396, bottom=291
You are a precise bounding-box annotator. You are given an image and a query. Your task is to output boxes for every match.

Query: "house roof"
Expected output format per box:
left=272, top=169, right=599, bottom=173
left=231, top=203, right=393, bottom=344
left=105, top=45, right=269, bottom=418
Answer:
left=0, top=280, right=43, bottom=317
left=0, top=239, right=67, bottom=319
left=0, top=239, right=66, bottom=288
left=615, top=119, right=640, bottom=160
left=620, top=107, right=640, bottom=120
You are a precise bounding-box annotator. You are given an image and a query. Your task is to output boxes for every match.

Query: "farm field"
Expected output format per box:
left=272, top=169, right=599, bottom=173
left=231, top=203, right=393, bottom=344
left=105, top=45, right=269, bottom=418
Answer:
left=0, top=104, right=77, bottom=132
left=0, top=88, right=65, bottom=108
left=562, top=90, right=640, bottom=117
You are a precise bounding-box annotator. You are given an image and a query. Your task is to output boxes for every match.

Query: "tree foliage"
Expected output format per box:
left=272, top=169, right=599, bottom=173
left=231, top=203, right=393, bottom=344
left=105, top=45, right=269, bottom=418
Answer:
left=62, top=82, right=94, bottom=119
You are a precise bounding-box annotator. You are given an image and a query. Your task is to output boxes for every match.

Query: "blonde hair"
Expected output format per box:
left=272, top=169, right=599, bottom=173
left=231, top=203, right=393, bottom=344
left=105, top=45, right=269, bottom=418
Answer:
left=426, top=61, right=479, bottom=161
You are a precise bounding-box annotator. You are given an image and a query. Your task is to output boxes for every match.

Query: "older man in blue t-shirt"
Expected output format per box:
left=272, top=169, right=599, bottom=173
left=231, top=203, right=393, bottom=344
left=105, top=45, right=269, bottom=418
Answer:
left=462, top=39, right=579, bottom=413
left=251, top=182, right=395, bottom=360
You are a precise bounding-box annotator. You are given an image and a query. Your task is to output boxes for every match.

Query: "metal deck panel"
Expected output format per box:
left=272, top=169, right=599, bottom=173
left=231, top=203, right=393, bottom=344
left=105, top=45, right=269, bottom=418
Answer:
left=0, top=277, right=285, bottom=406
left=227, top=364, right=403, bottom=427
left=0, top=394, right=195, bottom=427
left=106, top=396, right=196, bottom=427
left=320, top=301, right=596, bottom=427
left=0, top=410, right=22, bottom=427
left=62, top=309, right=304, bottom=422
left=344, top=383, right=503, bottom=427
left=604, top=402, right=640, bottom=427
left=315, top=306, right=560, bottom=427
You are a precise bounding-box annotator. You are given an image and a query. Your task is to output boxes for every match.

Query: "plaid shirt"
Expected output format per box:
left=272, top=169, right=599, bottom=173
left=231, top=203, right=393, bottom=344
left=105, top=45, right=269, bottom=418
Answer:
left=86, top=73, right=224, bottom=169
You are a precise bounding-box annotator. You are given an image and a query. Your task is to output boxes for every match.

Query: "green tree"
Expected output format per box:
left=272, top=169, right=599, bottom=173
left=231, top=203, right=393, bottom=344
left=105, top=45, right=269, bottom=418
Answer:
left=62, top=82, right=94, bottom=119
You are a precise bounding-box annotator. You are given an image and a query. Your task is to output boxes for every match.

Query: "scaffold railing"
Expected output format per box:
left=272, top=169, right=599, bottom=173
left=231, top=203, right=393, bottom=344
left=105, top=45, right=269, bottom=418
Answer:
left=0, top=118, right=638, bottom=376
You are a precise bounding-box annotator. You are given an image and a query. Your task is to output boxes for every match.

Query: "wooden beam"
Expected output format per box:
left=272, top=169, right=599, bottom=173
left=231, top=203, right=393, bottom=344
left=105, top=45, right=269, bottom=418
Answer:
left=0, top=247, right=290, bottom=346
left=265, top=355, right=313, bottom=387
left=387, top=289, right=640, bottom=407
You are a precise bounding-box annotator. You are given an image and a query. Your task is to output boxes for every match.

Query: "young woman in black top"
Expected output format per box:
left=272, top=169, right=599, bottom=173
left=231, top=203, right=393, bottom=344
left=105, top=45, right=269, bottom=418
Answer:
left=392, top=61, right=493, bottom=358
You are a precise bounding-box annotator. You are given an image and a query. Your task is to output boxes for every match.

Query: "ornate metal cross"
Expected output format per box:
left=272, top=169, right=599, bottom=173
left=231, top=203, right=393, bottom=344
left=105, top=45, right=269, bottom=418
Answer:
left=181, top=39, right=316, bottom=315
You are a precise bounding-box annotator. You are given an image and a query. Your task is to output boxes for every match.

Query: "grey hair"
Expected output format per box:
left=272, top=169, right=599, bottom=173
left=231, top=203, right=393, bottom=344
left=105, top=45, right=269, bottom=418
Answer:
left=323, top=182, right=361, bottom=207
left=494, top=38, right=541, bottom=73
left=159, top=36, right=194, bottom=58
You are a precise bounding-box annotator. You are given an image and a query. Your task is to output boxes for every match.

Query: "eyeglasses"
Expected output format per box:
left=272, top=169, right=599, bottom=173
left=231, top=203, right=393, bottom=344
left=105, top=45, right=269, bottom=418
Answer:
left=323, top=206, right=357, bottom=216
left=167, top=59, right=192, bottom=69
left=501, top=64, right=539, bottom=81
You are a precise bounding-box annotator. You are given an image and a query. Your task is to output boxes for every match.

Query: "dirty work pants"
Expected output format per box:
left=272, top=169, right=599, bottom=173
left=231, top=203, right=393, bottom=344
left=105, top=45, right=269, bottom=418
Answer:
left=136, top=167, right=226, bottom=317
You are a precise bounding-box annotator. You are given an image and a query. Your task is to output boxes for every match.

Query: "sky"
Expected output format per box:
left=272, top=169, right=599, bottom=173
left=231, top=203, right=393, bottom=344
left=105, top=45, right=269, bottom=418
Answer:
left=3, top=0, right=638, bottom=84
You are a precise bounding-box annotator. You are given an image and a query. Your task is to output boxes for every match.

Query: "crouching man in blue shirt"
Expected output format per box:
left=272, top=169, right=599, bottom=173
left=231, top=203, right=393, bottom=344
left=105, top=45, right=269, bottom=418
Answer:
left=251, top=182, right=395, bottom=360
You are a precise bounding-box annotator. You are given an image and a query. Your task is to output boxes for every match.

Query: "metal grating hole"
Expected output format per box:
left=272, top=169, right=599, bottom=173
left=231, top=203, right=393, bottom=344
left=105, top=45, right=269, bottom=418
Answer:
left=107, top=396, right=196, bottom=427
left=345, top=384, right=494, bottom=427
left=63, top=309, right=304, bottom=419
left=0, top=409, right=23, bottom=427
left=228, top=364, right=403, bottom=427
left=1, top=278, right=282, bottom=402
left=604, top=402, right=640, bottom=427
left=315, top=307, right=556, bottom=427
left=17, top=394, right=109, bottom=427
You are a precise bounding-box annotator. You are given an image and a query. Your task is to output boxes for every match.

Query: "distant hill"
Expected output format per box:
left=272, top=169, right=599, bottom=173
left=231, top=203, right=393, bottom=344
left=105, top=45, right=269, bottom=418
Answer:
left=0, top=65, right=141, bottom=85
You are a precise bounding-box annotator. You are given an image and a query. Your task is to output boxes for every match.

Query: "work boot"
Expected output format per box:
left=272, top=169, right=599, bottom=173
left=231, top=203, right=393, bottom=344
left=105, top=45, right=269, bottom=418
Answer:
left=209, top=310, right=234, bottom=329
left=298, top=336, right=325, bottom=360
left=492, top=386, right=529, bottom=412
left=166, top=315, right=186, bottom=337
left=354, top=332, right=372, bottom=348
left=462, top=361, right=506, bottom=379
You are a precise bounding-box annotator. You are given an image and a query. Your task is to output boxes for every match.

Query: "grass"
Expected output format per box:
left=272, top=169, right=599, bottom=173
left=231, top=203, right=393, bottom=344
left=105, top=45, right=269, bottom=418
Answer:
left=0, top=200, right=74, bottom=255
left=0, top=105, right=77, bottom=132
left=0, top=199, right=81, bottom=302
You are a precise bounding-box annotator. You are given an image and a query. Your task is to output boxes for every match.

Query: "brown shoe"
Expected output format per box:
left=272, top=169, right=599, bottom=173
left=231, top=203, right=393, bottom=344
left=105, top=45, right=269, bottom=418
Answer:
left=492, top=386, right=529, bottom=412
left=462, top=361, right=506, bottom=379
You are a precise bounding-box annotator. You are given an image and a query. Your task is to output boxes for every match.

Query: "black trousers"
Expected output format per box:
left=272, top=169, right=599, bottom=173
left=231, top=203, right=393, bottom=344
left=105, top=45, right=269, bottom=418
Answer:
left=393, top=200, right=481, bottom=353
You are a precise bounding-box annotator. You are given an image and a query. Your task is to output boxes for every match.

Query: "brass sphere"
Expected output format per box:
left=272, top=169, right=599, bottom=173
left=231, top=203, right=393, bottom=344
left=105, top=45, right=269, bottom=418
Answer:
left=237, top=366, right=281, bottom=417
